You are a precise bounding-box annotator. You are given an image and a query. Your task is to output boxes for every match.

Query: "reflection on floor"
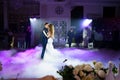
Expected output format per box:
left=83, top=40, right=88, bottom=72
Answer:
left=0, top=46, right=120, bottom=79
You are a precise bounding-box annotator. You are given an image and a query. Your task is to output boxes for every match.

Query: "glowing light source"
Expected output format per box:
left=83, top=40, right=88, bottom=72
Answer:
left=29, top=18, right=37, bottom=21
left=82, top=19, right=92, bottom=27
left=33, top=18, right=37, bottom=21
left=29, top=18, right=32, bottom=21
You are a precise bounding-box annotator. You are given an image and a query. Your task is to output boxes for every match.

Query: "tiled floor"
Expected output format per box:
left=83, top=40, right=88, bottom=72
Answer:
left=0, top=46, right=120, bottom=79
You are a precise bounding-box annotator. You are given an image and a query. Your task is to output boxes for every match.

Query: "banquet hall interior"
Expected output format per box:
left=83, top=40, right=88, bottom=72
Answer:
left=0, top=0, right=120, bottom=80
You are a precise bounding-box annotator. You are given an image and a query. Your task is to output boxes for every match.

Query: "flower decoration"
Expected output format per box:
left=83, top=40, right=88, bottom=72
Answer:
left=57, top=61, right=118, bottom=80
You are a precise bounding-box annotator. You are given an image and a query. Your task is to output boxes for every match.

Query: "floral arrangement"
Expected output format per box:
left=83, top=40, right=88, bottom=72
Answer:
left=57, top=61, right=118, bottom=80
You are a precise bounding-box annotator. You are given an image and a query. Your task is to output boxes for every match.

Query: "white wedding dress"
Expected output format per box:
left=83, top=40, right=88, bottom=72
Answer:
left=44, top=38, right=65, bottom=63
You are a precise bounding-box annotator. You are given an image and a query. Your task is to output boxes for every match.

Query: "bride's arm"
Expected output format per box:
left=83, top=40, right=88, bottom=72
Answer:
left=43, top=31, right=50, bottom=38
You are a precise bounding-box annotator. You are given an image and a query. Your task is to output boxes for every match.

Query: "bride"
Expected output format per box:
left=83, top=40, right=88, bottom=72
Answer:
left=42, top=24, right=65, bottom=62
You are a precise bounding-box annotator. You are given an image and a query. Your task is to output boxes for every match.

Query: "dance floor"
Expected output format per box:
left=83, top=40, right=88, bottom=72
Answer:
left=0, top=46, right=120, bottom=79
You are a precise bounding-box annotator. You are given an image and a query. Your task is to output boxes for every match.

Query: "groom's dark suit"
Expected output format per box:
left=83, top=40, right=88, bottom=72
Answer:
left=41, top=27, right=48, bottom=59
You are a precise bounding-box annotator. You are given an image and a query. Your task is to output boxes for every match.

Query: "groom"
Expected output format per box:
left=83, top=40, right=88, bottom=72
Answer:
left=41, top=22, right=49, bottom=59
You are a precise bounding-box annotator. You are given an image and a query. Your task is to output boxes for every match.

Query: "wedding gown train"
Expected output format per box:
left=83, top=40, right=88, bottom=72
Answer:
left=43, top=38, right=65, bottom=63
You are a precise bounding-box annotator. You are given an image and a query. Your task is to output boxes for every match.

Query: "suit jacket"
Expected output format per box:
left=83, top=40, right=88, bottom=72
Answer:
left=41, top=28, right=48, bottom=46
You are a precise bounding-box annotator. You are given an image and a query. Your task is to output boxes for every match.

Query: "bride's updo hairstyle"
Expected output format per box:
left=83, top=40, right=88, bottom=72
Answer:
left=48, top=24, right=54, bottom=38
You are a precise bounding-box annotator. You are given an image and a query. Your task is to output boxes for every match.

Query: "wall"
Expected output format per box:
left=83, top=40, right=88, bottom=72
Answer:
left=33, top=0, right=120, bottom=46
left=84, top=5, right=102, bottom=18
left=72, top=0, right=120, bottom=18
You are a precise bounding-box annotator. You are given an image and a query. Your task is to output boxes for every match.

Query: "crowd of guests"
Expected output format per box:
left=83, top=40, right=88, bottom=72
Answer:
left=5, top=26, right=93, bottom=49
left=94, top=27, right=120, bottom=50
left=67, top=26, right=120, bottom=49
left=0, top=25, right=119, bottom=50
left=67, top=27, right=92, bottom=48
left=0, top=26, right=32, bottom=50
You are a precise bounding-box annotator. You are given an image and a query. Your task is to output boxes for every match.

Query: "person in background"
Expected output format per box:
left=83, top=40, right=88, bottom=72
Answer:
left=112, top=27, right=119, bottom=50
left=25, top=26, right=31, bottom=48
left=75, top=30, right=81, bottom=48
left=67, top=28, right=74, bottom=47
left=0, top=61, right=2, bottom=71
left=94, top=29, right=103, bottom=48
left=82, top=27, right=91, bottom=48
left=7, top=29, right=14, bottom=49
